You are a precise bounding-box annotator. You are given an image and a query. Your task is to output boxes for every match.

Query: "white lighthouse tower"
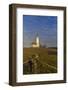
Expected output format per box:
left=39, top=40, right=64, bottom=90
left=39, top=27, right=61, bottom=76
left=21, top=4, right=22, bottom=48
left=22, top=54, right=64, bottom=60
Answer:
left=36, top=34, right=40, bottom=47
left=32, top=34, right=40, bottom=48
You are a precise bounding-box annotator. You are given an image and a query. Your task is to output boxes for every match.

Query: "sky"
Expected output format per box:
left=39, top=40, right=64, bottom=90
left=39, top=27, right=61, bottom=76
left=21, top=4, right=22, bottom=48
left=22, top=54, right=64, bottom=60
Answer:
left=23, top=15, right=57, bottom=47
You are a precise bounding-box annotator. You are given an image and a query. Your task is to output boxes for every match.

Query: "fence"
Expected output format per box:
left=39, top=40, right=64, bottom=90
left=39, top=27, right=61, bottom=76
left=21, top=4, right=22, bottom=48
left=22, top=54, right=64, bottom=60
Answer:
left=23, top=55, right=57, bottom=74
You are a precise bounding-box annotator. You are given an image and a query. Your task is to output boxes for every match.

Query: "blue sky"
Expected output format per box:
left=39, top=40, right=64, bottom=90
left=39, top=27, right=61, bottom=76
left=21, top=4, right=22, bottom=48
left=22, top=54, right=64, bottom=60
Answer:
left=23, top=15, right=57, bottom=47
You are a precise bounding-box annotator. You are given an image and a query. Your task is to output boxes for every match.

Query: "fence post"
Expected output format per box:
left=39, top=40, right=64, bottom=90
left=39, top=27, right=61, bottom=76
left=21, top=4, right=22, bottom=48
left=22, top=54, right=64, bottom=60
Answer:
left=32, top=54, right=39, bottom=74
left=33, top=59, right=37, bottom=74
left=28, top=60, right=33, bottom=74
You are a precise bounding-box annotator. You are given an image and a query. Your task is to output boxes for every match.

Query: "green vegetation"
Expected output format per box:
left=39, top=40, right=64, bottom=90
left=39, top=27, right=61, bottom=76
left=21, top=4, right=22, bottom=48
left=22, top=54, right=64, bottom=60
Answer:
left=23, top=48, right=57, bottom=75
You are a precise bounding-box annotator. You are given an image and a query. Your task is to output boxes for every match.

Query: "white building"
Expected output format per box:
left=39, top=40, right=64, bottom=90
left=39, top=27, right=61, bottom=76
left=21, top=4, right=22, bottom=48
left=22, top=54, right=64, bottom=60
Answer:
left=32, top=34, right=40, bottom=48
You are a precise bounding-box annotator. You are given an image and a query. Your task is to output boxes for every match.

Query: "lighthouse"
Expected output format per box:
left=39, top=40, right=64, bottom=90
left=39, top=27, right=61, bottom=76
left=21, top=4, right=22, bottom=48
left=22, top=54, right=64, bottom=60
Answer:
left=36, top=34, right=40, bottom=47
left=32, top=34, right=40, bottom=48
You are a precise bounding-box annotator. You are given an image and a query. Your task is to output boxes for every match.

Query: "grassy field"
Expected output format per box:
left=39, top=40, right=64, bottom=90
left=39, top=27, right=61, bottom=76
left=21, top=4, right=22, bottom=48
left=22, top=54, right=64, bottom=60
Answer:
left=23, top=47, right=57, bottom=75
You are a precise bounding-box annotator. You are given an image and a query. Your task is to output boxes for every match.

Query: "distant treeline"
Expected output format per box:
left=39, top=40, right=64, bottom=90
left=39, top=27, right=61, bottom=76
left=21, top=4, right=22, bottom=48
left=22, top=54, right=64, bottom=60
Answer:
left=40, top=45, right=57, bottom=49
left=48, top=47, right=57, bottom=49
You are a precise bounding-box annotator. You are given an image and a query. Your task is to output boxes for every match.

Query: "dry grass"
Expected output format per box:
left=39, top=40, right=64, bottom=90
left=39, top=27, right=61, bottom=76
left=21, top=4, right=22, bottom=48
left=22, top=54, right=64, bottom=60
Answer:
left=23, top=47, right=57, bottom=74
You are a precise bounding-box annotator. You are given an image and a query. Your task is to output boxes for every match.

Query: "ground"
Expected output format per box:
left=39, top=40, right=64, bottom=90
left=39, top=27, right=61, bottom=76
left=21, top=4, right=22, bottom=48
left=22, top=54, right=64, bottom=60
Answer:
left=23, top=47, right=57, bottom=75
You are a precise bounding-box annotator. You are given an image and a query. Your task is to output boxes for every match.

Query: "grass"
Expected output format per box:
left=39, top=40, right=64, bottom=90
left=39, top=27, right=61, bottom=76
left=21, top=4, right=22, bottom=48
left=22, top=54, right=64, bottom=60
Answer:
left=23, top=47, right=57, bottom=75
